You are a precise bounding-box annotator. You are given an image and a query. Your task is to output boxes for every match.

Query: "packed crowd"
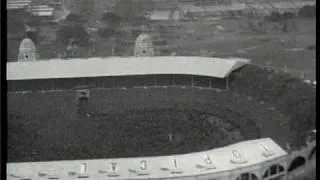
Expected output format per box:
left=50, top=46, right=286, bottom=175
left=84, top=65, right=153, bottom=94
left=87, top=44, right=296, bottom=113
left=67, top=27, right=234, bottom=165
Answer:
left=7, top=64, right=315, bottom=162
left=230, top=65, right=316, bottom=149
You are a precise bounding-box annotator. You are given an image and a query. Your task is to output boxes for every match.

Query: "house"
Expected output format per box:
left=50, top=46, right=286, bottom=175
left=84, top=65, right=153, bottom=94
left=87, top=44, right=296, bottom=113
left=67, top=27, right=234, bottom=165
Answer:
left=6, top=0, right=32, bottom=10
left=7, top=0, right=69, bottom=20
left=149, top=8, right=184, bottom=21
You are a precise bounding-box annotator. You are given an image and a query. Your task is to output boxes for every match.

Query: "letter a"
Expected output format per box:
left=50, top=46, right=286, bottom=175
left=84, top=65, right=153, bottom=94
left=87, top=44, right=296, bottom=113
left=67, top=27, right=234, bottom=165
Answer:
left=173, top=159, right=178, bottom=168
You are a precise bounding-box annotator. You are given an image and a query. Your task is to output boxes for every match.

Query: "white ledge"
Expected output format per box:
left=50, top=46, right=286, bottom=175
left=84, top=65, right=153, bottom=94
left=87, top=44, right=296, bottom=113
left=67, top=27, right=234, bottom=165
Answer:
left=7, top=138, right=287, bottom=180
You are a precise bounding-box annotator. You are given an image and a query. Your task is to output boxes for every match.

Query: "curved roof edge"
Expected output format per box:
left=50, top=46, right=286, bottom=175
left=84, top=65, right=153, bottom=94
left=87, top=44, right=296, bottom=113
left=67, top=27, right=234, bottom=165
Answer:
left=7, top=56, right=251, bottom=80
left=7, top=138, right=286, bottom=180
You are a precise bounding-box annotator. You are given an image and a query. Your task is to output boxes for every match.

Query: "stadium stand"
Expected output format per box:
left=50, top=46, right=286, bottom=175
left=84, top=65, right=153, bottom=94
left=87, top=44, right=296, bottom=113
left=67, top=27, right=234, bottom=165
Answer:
left=7, top=56, right=315, bottom=180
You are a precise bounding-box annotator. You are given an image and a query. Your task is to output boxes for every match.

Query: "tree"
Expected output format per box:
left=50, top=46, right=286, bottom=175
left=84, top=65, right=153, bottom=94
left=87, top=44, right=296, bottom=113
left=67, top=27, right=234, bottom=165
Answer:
left=185, top=10, right=193, bottom=20
left=298, top=5, right=316, bottom=18
left=7, top=9, right=32, bottom=23
left=114, top=0, right=135, bottom=19
left=57, top=25, right=89, bottom=46
left=26, top=31, right=38, bottom=44
left=7, top=9, right=33, bottom=36
left=134, top=0, right=154, bottom=16
left=101, top=12, right=122, bottom=28
left=56, top=13, right=89, bottom=47
left=99, top=12, right=125, bottom=56
left=68, top=0, right=94, bottom=24
left=131, top=16, right=150, bottom=27
left=98, top=27, right=116, bottom=39
left=64, top=13, right=85, bottom=26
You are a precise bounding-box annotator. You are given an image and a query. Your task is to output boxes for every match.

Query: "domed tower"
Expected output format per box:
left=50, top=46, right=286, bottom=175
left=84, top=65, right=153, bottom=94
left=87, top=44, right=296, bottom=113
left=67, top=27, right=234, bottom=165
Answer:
left=134, top=33, right=154, bottom=57
left=18, top=38, right=39, bottom=61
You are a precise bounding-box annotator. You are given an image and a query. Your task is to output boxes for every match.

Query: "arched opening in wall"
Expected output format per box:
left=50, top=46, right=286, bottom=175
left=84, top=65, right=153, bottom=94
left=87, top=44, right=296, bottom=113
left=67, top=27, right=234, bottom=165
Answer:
left=263, top=164, right=285, bottom=179
left=76, top=96, right=89, bottom=116
left=288, top=156, right=306, bottom=172
left=78, top=96, right=89, bottom=105
left=18, top=54, right=22, bottom=61
left=235, top=173, right=258, bottom=180
left=308, top=146, right=316, bottom=160
left=76, top=88, right=90, bottom=115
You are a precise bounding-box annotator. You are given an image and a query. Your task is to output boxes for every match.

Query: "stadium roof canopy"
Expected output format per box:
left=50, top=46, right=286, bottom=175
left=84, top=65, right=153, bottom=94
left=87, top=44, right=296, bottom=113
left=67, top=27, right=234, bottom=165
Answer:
left=6, top=56, right=250, bottom=80
left=7, top=138, right=287, bottom=180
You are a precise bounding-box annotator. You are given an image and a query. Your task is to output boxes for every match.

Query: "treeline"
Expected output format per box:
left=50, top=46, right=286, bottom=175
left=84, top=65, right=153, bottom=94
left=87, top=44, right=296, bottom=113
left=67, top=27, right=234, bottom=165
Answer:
left=265, top=5, right=316, bottom=22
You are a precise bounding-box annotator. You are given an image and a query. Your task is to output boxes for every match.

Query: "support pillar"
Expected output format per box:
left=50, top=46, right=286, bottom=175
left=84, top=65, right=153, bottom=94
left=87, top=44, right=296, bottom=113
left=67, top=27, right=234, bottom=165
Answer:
left=51, top=79, right=54, bottom=90
left=101, top=78, right=104, bottom=88
left=112, top=77, right=115, bottom=88
left=172, top=75, right=175, bottom=86
left=191, top=76, right=194, bottom=87
left=154, top=75, right=157, bottom=86
left=226, top=77, right=229, bottom=91
left=13, top=81, right=16, bottom=92
left=76, top=88, right=90, bottom=116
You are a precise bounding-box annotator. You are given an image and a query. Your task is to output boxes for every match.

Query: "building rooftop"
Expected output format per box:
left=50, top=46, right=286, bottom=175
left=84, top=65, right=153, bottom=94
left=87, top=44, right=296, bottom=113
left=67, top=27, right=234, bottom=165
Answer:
left=7, top=56, right=250, bottom=80
left=18, top=38, right=36, bottom=53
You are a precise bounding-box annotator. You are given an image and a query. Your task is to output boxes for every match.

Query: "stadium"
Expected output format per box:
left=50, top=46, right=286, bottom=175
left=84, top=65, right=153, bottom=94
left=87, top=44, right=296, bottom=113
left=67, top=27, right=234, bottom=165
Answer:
left=7, top=53, right=316, bottom=179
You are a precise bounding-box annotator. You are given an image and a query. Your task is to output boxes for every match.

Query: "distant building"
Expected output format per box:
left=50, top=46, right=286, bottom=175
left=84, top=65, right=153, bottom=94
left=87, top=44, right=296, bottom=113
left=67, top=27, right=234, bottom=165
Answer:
left=18, top=38, right=39, bottom=61
left=150, top=0, right=243, bottom=18
left=150, top=0, right=179, bottom=11
left=134, top=33, right=154, bottom=57
left=178, top=0, right=232, bottom=6
left=6, top=0, right=32, bottom=10
left=149, top=10, right=172, bottom=20
left=7, top=0, right=68, bottom=19
left=27, top=5, right=54, bottom=17
left=149, top=8, right=184, bottom=21
left=150, top=0, right=316, bottom=18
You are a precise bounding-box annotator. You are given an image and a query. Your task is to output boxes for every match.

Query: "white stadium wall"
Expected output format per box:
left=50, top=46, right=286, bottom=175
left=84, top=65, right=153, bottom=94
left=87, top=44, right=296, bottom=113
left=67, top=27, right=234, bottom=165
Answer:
left=6, top=138, right=316, bottom=180
left=7, top=138, right=316, bottom=180
left=7, top=138, right=290, bottom=180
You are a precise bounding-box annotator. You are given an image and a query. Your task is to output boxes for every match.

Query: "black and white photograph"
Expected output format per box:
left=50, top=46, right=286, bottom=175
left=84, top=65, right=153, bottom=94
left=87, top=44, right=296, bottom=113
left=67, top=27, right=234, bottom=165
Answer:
left=5, top=0, right=316, bottom=180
